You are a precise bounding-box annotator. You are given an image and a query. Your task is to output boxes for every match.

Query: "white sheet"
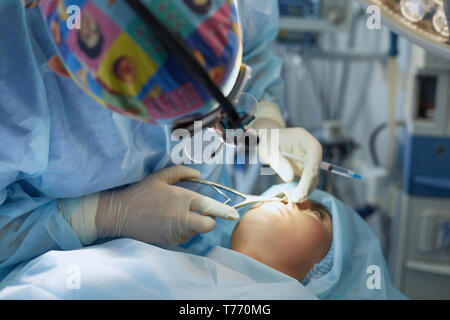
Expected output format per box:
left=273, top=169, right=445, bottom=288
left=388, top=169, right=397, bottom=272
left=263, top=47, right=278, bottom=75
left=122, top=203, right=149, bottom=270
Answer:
left=0, top=238, right=317, bottom=300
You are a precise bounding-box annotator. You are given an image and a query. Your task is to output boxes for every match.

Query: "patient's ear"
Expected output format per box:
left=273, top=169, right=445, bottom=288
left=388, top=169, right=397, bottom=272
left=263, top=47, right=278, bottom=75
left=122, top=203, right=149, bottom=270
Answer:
left=48, top=56, right=71, bottom=78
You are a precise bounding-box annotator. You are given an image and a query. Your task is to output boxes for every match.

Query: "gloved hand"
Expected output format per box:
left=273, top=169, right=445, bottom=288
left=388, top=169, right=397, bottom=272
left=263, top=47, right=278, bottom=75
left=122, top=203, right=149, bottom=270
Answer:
left=60, top=166, right=240, bottom=246
left=95, top=165, right=240, bottom=245
left=249, top=101, right=323, bottom=202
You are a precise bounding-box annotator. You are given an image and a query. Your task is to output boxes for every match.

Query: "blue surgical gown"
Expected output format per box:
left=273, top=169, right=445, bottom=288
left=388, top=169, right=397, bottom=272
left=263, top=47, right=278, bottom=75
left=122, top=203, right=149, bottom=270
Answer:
left=0, top=0, right=284, bottom=280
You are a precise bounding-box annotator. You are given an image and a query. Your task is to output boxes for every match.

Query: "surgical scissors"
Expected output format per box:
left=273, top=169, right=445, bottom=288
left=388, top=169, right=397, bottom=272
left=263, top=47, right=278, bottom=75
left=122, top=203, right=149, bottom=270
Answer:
left=185, top=178, right=288, bottom=209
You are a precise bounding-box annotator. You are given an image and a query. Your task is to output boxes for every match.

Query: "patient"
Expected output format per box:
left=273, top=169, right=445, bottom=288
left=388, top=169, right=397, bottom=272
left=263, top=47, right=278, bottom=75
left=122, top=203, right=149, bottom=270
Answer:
left=230, top=200, right=333, bottom=283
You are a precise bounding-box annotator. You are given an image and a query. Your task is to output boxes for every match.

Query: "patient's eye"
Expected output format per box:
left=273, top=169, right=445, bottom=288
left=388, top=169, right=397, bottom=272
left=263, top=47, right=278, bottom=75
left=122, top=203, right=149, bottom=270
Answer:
left=299, top=200, right=331, bottom=221
left=311, top=209, right=324, bottom=220
left=310, top=204, right=331, bottom=221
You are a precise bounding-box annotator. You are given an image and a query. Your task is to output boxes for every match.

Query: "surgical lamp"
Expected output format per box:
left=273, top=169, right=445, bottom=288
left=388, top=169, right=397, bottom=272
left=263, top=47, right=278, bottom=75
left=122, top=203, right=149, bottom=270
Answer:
left=356, top=0, right=450, bottom=59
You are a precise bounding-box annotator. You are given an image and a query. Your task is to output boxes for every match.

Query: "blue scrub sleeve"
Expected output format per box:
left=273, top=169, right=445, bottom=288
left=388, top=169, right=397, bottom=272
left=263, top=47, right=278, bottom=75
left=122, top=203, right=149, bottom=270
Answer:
left=0, top=183, right=82, bottom=279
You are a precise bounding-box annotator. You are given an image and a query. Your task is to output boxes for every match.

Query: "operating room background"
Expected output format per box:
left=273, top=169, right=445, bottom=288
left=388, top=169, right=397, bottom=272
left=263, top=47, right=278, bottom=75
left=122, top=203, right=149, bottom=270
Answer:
left=238, top=2, right=414, bottom=257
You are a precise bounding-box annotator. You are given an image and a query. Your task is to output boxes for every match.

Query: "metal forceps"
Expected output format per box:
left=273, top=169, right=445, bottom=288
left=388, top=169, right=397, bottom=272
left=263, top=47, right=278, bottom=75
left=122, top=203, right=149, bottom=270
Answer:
left=186, top=178, right=289, bottom=209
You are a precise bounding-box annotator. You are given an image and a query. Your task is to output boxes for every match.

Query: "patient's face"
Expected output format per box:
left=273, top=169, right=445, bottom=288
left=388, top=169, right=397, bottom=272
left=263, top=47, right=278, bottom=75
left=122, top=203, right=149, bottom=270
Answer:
left=230, top=200, right=332, bottom=282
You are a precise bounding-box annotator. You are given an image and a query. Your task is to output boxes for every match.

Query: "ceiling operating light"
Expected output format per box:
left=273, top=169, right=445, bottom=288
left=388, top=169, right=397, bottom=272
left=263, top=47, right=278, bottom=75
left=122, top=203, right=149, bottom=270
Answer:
left=356, top=0, right=450, bottom=59
left=400, top=0, right=435, bottom=22
left=433, top=5, right=450, bottom=36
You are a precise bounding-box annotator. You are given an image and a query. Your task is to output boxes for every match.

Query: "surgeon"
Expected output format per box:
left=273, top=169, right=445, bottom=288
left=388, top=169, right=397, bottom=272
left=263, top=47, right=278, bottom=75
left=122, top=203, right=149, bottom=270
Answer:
left=0, top=0, right=322, bottom=279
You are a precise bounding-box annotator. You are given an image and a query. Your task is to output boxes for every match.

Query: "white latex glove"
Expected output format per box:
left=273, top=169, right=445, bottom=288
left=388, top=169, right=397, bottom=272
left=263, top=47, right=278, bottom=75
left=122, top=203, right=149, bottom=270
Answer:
left=96, top=165, right=240, bottom=245
left=60, top=166, right=240, bottom=246
left=249, top=101, right=323, bottom=202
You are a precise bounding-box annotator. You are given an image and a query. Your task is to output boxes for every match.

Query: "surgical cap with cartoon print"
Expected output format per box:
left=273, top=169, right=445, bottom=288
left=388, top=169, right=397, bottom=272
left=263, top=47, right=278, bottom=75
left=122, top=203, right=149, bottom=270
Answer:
left=38, top=0, right=243, bottom=124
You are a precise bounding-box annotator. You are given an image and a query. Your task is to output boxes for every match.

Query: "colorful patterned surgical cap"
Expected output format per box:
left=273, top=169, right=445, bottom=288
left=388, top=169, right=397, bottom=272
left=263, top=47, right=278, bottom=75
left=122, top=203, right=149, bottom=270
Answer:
left=39, top=0, right=243, bottom=124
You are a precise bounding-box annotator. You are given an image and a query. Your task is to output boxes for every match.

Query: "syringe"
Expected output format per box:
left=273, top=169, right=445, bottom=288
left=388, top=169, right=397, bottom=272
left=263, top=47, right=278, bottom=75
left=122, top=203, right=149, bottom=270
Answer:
left=281, top=152, right=364, bottom=181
